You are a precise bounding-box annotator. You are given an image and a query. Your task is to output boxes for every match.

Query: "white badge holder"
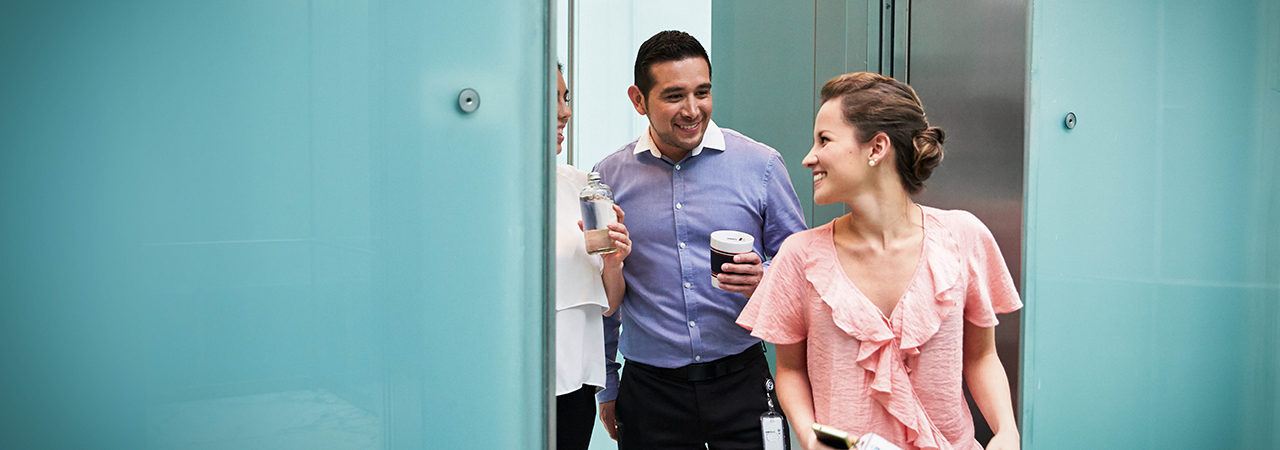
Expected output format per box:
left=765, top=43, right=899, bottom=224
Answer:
left=761, top=378, right=788, bottom=450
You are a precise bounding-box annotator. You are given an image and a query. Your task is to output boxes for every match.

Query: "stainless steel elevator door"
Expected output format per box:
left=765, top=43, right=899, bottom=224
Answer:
left=907, top=0, right=1029, bottom=443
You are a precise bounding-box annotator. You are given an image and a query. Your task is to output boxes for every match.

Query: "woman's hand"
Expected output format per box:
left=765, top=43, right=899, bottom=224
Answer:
left=963, top=323, right=1020, bottom=450
left=985, top=431, right=1020, bottom=450
left=597, top=204, right=629, bottom=316
left=600, top=204, right=630, bottom=269
left=799, top=431, right=838, bottom=450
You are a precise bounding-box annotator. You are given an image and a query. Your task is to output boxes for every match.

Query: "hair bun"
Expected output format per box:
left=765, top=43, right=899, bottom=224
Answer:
left=911, top=126, right=945, bottom=182
left=820, top=72, right=943, bottom=194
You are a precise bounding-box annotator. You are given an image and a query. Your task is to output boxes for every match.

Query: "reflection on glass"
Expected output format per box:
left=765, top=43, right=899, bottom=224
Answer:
left=148, top=389, right=382, bottom=450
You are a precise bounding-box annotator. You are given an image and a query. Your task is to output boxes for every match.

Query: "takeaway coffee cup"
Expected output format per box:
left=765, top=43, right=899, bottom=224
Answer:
left=710, top=230, right=755, bottom=290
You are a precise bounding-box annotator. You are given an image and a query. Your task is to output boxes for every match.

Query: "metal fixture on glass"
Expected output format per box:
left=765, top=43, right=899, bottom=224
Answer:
left=457, top=88, right=480, bottom=113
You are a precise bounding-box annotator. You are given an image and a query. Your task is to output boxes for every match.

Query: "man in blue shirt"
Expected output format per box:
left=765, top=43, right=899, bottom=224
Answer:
left=593, top=30, right=808, bottom=449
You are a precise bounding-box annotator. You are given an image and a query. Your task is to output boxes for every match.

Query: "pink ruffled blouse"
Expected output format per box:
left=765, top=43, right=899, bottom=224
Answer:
left=738, top=206, right=1021, bottom=450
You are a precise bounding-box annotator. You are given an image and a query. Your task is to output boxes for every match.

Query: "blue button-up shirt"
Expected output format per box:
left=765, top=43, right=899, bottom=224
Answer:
left=593, top=121, right=807, bottom=402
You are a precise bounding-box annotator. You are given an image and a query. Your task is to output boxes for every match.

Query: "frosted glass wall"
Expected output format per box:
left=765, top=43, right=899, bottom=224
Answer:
left=0, top=1, right=553, bottom=449
left=1021, top=1, right=1279, bottom=448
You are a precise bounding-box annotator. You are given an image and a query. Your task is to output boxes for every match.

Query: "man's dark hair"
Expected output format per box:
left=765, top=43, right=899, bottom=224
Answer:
left=634, top=30, right=711, bottom=98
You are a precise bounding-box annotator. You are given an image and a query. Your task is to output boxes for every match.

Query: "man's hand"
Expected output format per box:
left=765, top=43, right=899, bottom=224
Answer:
left=715, top=251, right=764, bottom=298
left=598, top=401, right=618, bottom=440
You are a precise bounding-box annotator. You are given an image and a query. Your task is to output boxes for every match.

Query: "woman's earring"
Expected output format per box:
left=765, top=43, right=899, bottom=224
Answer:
left=869, top=159, right=877, bottom=167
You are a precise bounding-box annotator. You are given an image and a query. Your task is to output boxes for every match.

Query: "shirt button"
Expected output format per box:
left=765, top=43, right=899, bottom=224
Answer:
left=676, top=203, right=682, bottom=210
left=688, top=321, right=696, bottom=328
left=679, top=242, right=686, bottom=249
left=695, top=356, right=701, bottom=362
left=684, top=282, right=691, bottom=288
left=675, top=164, right=681, bottom=170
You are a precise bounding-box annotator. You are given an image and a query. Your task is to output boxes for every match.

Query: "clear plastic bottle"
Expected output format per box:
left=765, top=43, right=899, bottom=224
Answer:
left=579, top=172, right=619, bottom=255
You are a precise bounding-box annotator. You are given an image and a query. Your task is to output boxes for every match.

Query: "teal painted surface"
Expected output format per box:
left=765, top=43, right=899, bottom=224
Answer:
left=712, top=0, right=873, bottom=229
left=811, top=0, right=873, bottom=227
left=0, top=1, right=552, bottom=449
left=1023, top=0, right=1278, bottom=448
left=712, top=0, right=819, bottom=226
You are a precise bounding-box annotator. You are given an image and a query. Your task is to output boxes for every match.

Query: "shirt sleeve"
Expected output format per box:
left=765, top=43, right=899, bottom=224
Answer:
left=738, top=236, right=810, bottom=344
left=760, top=152, right=808, bottom=266
left=589, top=159, right=623, bottom=403
left=960, top=213, right=1023, bottom=327
left=596, top=307, right=622, bottom=403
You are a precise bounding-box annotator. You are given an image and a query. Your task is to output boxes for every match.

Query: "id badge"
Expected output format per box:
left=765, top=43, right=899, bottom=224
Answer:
left=761, top=411, right=787, bottom=450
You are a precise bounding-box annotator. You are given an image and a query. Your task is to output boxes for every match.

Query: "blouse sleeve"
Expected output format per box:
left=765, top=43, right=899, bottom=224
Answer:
left=737, top=235, right=811, bottom=344
left=960, top=213, right=1023, bottom=328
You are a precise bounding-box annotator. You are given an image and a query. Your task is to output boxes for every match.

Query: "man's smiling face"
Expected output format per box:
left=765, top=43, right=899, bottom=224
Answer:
left=634, top=57, right=712, bottom=159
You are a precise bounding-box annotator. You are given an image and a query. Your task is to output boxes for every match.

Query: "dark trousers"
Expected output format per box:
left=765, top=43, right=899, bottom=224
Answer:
left=615, top=346, right=787, bottom=450
left=557, top=385, right=597, bottom=450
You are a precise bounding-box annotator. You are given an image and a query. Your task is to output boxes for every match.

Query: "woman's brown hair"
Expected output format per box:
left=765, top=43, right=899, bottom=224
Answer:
left=820, top=72, right=944, bottom=195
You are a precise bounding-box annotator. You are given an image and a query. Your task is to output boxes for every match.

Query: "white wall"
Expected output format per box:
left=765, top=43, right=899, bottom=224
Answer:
left=560, top=0, right=712, bottom=170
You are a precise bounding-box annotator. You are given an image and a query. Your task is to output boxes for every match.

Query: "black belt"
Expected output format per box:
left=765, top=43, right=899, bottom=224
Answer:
left=627, top=344, right=764, bottom=382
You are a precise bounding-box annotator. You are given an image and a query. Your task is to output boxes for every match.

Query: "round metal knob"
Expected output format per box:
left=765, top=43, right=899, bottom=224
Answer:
left=1064, top=112, right=1077, bottom=129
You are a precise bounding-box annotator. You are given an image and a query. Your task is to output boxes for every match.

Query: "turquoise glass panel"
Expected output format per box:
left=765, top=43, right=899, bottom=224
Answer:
left=712, top=0, right=875, bottom=229
left=1023, top=0, right=1278, bottom=448
left=0, top=1, right=552, bottom=449
left=711, top=0, right=821, bottom=226
left=1027, top=279, right=1156, bottom=447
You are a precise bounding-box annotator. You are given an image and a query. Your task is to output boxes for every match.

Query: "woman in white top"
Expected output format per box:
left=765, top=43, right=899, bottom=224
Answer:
left=554, top=66, right=630, bottom=450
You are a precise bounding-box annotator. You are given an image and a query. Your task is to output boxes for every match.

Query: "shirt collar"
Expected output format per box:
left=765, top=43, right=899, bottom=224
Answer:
left=634, top=120, right=725, bottom=160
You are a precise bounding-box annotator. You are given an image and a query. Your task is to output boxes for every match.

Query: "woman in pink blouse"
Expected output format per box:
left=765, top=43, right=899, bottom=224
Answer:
left=737, top=72, right=1021, bottom=450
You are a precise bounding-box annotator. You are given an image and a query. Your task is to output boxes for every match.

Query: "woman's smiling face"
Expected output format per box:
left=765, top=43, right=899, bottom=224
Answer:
left=556, top=70, right=571, bottom=155
left=803, top=99, right=873, bottom=206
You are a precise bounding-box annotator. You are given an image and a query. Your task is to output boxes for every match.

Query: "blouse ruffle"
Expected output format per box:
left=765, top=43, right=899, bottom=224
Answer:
left=802, top=214, right=966, bottom=450
left=739, top=207, right=1022, bottom=450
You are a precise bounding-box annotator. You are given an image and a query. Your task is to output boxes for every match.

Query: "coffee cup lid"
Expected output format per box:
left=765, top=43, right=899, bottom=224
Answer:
left=710, top=230, right=755, bottom=254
